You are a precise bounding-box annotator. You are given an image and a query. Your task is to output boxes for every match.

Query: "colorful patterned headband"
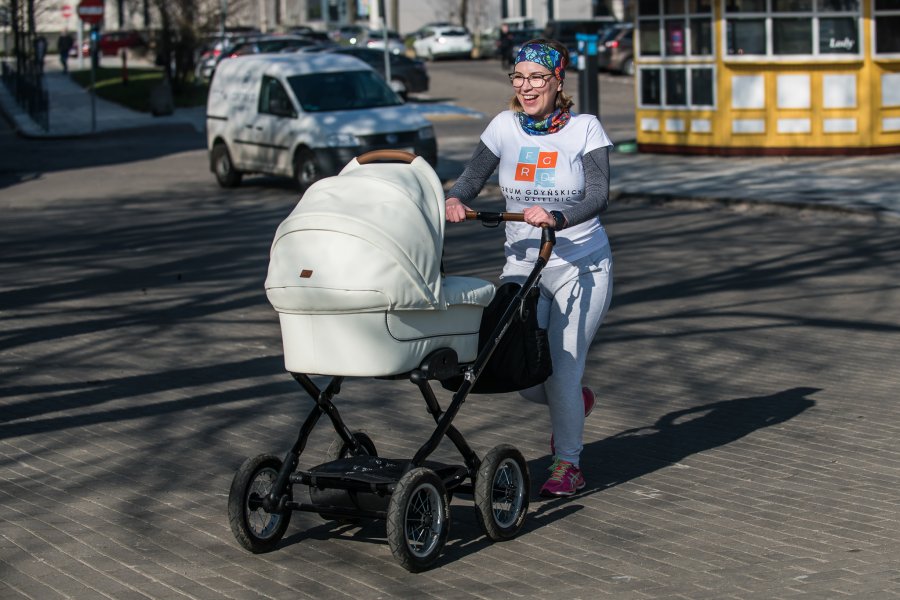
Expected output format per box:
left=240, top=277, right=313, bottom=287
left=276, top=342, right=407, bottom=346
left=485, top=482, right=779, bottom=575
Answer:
left=515, top=43, right=566, bottom=81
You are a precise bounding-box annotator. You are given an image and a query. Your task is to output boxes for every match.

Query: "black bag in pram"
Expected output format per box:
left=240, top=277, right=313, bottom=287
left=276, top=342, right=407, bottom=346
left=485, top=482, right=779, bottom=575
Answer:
left=442, top=281, right=552, bottom=394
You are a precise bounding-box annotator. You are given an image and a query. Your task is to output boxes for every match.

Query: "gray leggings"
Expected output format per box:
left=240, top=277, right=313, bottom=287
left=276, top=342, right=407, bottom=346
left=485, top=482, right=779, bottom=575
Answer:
left=501, top=244, right=613, bottom=467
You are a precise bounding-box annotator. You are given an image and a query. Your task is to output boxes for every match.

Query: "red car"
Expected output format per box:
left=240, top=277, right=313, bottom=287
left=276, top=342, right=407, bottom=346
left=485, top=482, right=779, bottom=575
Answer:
left=82, top=30, right=148, bottom=57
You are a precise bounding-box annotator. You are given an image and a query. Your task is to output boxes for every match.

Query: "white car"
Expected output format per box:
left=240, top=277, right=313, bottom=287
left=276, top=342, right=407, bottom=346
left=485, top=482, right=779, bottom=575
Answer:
left=206, top=53, right=437, bottom=190
left=412, top=25, right=473, bottom=60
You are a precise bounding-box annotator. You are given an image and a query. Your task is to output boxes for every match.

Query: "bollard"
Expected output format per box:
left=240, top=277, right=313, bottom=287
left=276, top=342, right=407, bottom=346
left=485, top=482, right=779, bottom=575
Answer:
left=576, top=33, right=600, bottom=119
left=121, top=51, right=128, bottom=85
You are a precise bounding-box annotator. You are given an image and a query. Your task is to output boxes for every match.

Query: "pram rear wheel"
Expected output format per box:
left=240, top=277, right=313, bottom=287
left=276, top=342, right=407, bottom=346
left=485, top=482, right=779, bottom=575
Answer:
left=326, top=431, right=377, bottom=460
left=474, top=444, right=530, bottom=541
left=386, top=467, right=450, bottom=572
left=317, top=431, right=378, bottom=523
left=228, top=454, right=292, bottom=553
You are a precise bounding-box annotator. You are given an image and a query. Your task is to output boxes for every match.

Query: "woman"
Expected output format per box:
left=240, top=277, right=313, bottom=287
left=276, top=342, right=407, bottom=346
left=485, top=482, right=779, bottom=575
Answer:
left=445, top=38, right=613, bottom=497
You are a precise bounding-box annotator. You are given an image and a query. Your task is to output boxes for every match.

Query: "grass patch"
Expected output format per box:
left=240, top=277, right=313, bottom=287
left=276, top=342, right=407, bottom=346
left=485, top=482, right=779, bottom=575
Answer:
left=70, top=67, right=208, bottom=112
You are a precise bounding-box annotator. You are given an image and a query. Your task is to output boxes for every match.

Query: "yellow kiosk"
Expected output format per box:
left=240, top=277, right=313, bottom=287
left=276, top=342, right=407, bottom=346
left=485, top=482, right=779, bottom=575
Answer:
left=634, top=0, right=900, bottom=154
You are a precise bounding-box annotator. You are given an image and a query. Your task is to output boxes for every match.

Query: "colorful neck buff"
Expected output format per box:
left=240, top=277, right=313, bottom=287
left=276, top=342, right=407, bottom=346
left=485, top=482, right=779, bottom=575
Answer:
left=514, top=42, right=570, bottom=135
left=517, top=109, right=571, bottom=135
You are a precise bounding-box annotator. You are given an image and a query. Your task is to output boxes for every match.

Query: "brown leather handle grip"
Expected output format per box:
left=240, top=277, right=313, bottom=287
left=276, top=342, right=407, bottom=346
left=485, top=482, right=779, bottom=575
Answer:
left=357, top=149, right=417, bottom=164
left=463, top=210, right=554, bottom=262
left=463, top=210, right=525, bottom=222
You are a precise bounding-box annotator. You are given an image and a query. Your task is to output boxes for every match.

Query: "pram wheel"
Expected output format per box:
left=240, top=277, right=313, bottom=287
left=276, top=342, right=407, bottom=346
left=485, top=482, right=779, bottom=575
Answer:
left=386, top=467, right=450, bottom=572
left=317, top=431, right=378, bottom=523
left=474, top=444, right=530, bottom=541
left=228, top=454, right=292, bottom=553
left=326, top=431, right=377, bottom=460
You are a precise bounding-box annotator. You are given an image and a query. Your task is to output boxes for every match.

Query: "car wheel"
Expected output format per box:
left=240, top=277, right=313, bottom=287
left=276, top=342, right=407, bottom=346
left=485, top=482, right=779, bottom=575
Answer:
left=212, top=142, right=242, bottom=188
left=621, top=57, right=634, bottom=76
left=293, top=149, right=320, bottom=194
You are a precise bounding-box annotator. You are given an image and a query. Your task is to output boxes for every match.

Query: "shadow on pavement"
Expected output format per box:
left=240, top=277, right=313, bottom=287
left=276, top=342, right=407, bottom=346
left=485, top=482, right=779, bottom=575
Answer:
left=532, top=387, right=818, bottom=511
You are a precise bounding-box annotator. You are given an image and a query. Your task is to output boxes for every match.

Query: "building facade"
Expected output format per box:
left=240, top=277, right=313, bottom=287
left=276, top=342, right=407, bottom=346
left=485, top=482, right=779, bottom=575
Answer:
left=634, top=0, right=900, bottom=154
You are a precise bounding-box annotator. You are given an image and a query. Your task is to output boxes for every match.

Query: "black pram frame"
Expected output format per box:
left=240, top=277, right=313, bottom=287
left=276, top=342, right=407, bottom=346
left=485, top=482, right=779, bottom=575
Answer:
left=227, top=157, right=556, bottom=573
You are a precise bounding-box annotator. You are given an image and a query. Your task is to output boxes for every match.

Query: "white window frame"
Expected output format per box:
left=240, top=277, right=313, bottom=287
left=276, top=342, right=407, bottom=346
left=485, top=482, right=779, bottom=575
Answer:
left=638, top=64, right=718, bottom=108
left=873, top=0, right=900, bottom=58
left=723, top=0, right=863, bottom=60
left=637, top=0, right=716, bottom=61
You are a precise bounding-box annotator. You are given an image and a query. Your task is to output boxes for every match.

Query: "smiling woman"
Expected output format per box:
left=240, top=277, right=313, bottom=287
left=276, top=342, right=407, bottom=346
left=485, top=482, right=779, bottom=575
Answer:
left=444, top=37, right=615, bottom=498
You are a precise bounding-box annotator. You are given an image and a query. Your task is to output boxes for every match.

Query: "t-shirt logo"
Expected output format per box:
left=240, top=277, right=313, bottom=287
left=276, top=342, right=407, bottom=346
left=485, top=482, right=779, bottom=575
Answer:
left=515, top=146, right=558, bottom=188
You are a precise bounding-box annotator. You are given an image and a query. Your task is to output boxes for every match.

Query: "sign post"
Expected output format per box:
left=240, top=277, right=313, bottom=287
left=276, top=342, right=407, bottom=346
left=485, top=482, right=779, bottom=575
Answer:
left=77, top=0, right=104, bottom=132
left=576, top=33, right=600, bottom=119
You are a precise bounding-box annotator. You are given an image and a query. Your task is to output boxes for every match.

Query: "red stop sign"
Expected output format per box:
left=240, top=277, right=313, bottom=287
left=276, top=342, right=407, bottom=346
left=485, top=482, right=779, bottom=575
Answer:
left=77, top=0, right=104, bottom=24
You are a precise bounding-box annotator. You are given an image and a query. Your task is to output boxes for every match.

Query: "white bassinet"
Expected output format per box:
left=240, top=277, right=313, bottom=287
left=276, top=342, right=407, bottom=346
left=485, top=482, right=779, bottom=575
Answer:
left=265, top=153, right=496, bottom=377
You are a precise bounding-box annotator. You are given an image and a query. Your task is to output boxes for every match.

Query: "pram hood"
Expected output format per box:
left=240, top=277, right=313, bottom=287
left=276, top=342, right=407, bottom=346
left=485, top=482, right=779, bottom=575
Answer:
left=266, top=155, right=449, bottom=314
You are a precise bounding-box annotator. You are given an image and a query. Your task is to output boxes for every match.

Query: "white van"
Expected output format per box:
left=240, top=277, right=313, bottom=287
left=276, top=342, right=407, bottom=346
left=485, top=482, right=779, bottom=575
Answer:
left=206, top=53, right=437, bottom=190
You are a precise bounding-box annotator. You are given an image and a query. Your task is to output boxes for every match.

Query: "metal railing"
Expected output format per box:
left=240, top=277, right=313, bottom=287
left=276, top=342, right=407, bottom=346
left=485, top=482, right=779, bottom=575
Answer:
left=1, top=59, right=49, bottom=132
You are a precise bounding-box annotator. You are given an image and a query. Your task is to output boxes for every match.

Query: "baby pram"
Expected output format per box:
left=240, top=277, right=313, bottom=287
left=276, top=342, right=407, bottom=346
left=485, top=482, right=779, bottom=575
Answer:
left=227, top=150, right=556, bottom=572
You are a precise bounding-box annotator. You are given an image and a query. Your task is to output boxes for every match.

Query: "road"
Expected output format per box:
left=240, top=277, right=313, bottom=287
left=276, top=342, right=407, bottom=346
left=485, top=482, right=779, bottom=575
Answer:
left=3, top=59, right=900, bottom=598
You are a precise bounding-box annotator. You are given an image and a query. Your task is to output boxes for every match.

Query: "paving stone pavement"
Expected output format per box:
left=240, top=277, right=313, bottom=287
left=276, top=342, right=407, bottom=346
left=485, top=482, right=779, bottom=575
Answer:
left=2, top=179, right=900, bottom=598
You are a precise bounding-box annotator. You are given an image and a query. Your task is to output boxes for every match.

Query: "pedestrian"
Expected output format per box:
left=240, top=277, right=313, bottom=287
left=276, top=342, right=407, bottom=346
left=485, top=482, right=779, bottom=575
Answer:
left=58, top=30, right=75, bottom=74
left=497, top=23, right=514, bottom=69
left=34, top=35, right=48, bottom=74
left=445, top=38, right=614, bottom=498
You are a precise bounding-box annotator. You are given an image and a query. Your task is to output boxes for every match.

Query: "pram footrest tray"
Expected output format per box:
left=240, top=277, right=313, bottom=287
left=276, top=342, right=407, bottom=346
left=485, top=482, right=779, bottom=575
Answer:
left=265, top=154, right=495, bottom=377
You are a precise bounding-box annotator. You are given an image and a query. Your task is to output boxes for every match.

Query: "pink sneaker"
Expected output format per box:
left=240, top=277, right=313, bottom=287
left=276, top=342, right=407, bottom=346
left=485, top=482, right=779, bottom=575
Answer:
left=539, top=459, right=586, bottom=497
left=550, top=387, right=596, bottom=455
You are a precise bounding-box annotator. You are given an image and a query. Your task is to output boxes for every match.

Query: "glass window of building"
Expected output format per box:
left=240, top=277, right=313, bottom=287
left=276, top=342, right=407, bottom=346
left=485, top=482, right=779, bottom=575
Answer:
left=874, top=0, right=900, bottom=54
left=725, top=0, right=861, bottom=56
left=640, top=66, right=715, bottom=107
left=638, top=0, right=714, bottom=58
left=641, top=69, right=663, bottom=104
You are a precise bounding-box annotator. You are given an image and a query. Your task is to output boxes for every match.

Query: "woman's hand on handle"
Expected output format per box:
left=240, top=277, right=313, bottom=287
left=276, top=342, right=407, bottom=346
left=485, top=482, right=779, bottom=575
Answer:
left=445, top=197, right=470, bottom=223
left=523, top=206, right=556, bottom=229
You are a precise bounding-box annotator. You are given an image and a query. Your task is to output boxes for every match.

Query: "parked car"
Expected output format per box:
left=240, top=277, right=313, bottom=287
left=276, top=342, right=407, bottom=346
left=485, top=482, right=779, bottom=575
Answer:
left=323, top=46, right=429, bottom=99
left=206, top=53, right=437, bottom=191
left=411, top=25, right=473, bottom=60
left=226, top=35, right=322, bottom=58
left=500, top=27, right=545, bottom=67
left=286, top=25, right=326, bottom=40
left=330, top=24, right=368, bottom=45
left=195, top=30, right=262, bottom=80
left=543, top=18, right=618, bottom=58
left=596, top=23, right=634, bottom=75
left=81, top=30, right=147, bottom=57
left=362, top=29, right=406, bottom=54
left=206, top=35, right=322, bottom=80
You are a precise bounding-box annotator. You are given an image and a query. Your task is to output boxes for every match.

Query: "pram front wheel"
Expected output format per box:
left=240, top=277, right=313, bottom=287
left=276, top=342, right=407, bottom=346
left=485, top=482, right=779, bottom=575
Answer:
left=228, top=454, right=292, bottom=553
left=474, top=444, right=530, bottom=541
left=386, top=467, right=450, bottom=572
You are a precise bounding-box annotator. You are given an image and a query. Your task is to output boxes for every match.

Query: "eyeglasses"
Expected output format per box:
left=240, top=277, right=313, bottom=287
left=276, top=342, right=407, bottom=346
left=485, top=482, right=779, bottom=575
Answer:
left=508, top=73, right=554, bottom=88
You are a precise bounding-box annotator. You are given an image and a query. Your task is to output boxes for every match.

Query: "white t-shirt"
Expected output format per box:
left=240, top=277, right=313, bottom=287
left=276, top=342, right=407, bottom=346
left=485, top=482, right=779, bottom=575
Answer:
left=481, top=110, right=613, bottom=268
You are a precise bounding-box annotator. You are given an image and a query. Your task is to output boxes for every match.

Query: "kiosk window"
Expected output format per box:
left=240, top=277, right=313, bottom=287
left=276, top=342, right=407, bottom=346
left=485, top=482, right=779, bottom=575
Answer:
left=691, top=18, right=714, bottom=54
left=726, top=0, right=860, bottom=56
left=640, top=66, right=715, bottom=107
left=638, top=0, right=713, bottom=58
left=641, top=69, right=662, bottom=104
left=727, top=19, right=766, bottom=54
left=874, top=0, right=900, bottom=54
left=640, top=21, right=662, bottom=55
left=666, top=68, right=688, bottom=104
left=773, top=18, right=813, bottom=54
